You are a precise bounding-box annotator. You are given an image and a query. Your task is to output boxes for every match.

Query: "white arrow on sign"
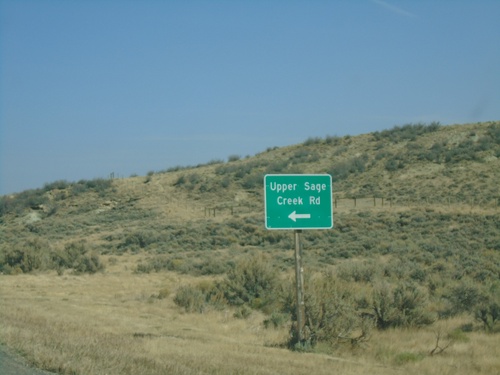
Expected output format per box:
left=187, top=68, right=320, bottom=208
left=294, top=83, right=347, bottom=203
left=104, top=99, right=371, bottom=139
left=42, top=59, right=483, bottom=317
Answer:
left=288, top=211, right=311, bottom=222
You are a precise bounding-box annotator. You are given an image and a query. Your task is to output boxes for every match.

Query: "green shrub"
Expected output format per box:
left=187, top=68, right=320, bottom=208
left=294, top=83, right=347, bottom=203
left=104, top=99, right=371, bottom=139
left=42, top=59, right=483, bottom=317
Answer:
left=337, top=261, right=380, bottom=283
left=372, top=282, right=435, bottom=329
left=0, top=196, right=11, bottom=216
left=70, top=178, right=113, bottom=197
left=296, top=272, right=370, bottom=348
left=74, top=252, right=104, bottom=274
left=172, top=281, right=227, bottom=313
left=444, top=140, right=481, bottom=163
left=443, top=280, right=486, bottom=316
left=173, top=173, right=204, bottom=191
left=3, top=244, right=43, bottom=273
left=51, top=241, right=104, bottom=274
left=86, top=178, right=112, bottom=191
left=119, top=230, right=160, bottom=250
left=303, top=137, right=322, bottom=146
left=206, top=159, right=224, bottom=165
left=372, top=122, right=441, bottom=143
left=1, top=238, right=55, bottom=273
left=372, top=283, right=396, bottom=329
left=233, top=305, right=252, bottom=319
left=241, top=173, right=263, bottom=190
left=174, top=285, right=206, bottom=313
left=174, top=175, right=187, bottom=186
left=290, top=150, right=320, bottom=164
left=44, top=180, right=71, bottom=191
left=197, top=257, right=229, bottom=275
left=263, top=311, right=290, bottom=329
left=392, top=282, right=435, bottom=327
left=328, top=155, right=368, bottom=182
left=418, top=142, right=446, bottom=162
left=0, top=239, right=104, bottom=275
left=58, top=241, right=87, bottom=268
left=0, top=189, right=49, bottom=216
left=475, top=301, right=500, bottom=332
left=267, top=160, right=289, bottom=174
left=487, top=123, right=500, bottom=144
left=474, top=283, right=500, bottom=331
left=325, top=135, right=342, bottom=145
left=219, top=253, right=281, bottom=310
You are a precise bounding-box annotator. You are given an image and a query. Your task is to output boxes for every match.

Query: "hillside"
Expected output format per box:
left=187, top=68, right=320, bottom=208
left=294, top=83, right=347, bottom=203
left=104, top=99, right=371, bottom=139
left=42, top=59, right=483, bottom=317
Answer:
left=1, top=120, right=500, bottom=285
left=1, top=121, right=499, bottom=261
left=1, top=121, right=499, bottom=374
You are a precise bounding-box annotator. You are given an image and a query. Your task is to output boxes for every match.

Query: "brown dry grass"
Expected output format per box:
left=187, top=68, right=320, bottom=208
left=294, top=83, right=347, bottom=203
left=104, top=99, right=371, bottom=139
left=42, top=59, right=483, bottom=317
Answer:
left=1, top=255, right=498, bottom=375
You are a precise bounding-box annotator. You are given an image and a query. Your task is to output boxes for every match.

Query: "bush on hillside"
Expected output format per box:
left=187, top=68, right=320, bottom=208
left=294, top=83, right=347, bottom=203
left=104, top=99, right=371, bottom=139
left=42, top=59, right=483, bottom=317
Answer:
left=0, top=238, right=104, bottom=275
left=442, top=279, right=500, bottom=332
left=119, top=230, right=161, bottom=250
left=73, top=252, right=104, bottom=274
left=372, top=282, right=435, bottom=329
left=328, top=155, right=368, bottom=182
left=1, top=240, right=46, bottom=273
left=385, top=156, right=405, bottom=172
left=51, top=241, right=104, bottom=274
left=442, top=280, right=486, bottom=317
left=0, top=189, right=49, bottom=217
left=372, top=122, right=441, bottom=143
left=475, top=296, right=500, bottom=332
left=325, top=134, right=342, bottom=145
left=303, top=137, right=322, bottom=146
left=487, top=122, right=500, bottom=144
left=241, top=172, right=263, bottom=190
left=0, top=178, right=115, bottom=217
left=72, top=178, right=114, bottom=197
left=173, top=281, right=227, bottom=313
left=290, top=149, right=320, bottom=164
left=293, top=272, right=371, bottom=349
left=219, top=253, right=281, bottom=311
left=174, top=285, right=206, bottom=313
left=337, top=260, right=380, bottom=283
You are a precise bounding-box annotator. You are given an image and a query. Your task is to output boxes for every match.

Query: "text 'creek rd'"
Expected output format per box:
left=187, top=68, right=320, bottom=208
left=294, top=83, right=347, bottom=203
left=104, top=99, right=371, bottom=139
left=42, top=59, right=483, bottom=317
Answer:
left=264, top=174, right=333, bottom=230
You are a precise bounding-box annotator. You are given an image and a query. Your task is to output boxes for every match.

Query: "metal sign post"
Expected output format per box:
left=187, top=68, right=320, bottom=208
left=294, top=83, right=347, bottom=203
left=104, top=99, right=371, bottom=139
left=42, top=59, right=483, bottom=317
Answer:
left=264, top=174, right=333, bottom=344
left=294, top=230, right=305, bottom=342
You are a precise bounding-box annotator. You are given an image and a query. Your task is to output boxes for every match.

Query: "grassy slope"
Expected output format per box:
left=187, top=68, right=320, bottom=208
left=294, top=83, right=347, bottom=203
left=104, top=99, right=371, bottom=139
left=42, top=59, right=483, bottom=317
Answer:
left=2, top=121, right=499, bottom=277
left=1, top=264, right=499, bottom=375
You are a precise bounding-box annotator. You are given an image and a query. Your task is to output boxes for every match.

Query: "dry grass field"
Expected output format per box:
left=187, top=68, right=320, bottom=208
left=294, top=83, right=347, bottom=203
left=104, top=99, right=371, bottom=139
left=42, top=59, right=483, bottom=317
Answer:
left=1, top=254, right=498, bottom=375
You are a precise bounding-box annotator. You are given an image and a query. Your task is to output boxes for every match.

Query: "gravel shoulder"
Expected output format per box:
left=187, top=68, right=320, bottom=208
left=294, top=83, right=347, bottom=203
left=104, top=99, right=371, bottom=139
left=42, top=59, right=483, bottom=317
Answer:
left=0, top=345, right=57, bottom=375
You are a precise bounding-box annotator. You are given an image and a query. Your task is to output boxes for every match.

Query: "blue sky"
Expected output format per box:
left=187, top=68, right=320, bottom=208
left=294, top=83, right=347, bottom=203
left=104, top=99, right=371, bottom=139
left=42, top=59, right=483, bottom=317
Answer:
left=1, top=0, right=499, bottom=195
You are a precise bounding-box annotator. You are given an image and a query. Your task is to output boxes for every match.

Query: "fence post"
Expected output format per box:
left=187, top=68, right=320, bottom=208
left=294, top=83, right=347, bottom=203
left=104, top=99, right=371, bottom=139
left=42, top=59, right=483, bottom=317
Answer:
left=354, top=198, right=357, bottom=207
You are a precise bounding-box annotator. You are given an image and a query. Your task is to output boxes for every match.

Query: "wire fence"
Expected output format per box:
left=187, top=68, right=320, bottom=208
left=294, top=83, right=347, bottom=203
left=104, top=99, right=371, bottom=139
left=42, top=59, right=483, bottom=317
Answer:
left=333, top=196, right=500, bottom=209
left=201, top=196, right=500, bottom=217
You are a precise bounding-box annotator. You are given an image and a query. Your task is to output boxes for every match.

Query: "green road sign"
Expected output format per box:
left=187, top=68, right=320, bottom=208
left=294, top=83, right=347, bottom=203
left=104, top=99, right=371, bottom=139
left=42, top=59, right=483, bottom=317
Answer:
left=264, top=174, right=333, bottom=230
